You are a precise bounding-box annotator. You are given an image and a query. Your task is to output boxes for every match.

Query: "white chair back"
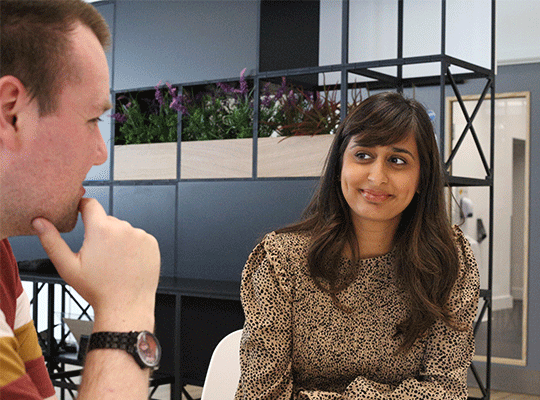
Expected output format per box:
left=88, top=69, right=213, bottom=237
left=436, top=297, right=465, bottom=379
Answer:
left=200, top=329, right=242, bottom=400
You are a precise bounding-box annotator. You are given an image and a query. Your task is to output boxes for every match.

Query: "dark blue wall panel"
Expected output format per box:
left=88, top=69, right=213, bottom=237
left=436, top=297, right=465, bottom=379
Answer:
left=113, top=1, right=258, bottom=91
left=112, top=185, right=177, bottom=277
left=176, top=179, right=318, bottom=281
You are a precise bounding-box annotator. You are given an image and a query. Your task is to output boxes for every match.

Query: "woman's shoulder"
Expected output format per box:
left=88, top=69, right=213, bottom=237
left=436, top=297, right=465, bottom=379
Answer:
left=450, top=224, right=480, bottom=284
left=245, top=230, right=312, bottom=277
left=451, top=225, right=474, bottom=259
left=242, top=231, right=312, bottom=299
left=262, top=230, right=312, bottom=254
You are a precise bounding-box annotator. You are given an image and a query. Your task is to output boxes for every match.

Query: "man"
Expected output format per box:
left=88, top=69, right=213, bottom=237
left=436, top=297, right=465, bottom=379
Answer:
left=0, top=0, right=161, bottom=398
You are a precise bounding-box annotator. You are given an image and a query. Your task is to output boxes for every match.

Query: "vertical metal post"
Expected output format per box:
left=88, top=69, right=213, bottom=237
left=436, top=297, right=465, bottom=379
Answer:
left=485, top=94, right=494, bottom=400
left=175, top=86, right=182, bottom=277
left=47, top=284, right=55, bottom=374
left=341, top=0, right=349, bottom=121
left=109, top=1, right=116, bottom=184
left=61, top=286, right=66, bottom=348
left=252, top=77, right=260, bottom=179
left=485, top=1, right=496, bottom=398
left=60, top=284, right=66, bottom=400
left=33, top=283, right=39, bottom=326
left=397, top=0, right=404, bottom=93
left=109, top=89, right=116, bottom=218
left=439, top=0, right=447, bottom=158
left=173, top=295, right=182, bottom=400
left=176, top=86, right=182, bottom=181
left=108, top=1, right=117, bottom=223
left=253, top=0, right=262, bottom=178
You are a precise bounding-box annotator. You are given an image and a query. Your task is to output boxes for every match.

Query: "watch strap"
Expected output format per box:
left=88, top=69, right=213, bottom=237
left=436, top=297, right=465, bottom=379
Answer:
left=86, top=331, right=160, bottom=370
left=87, top=331, right=139, bottom=353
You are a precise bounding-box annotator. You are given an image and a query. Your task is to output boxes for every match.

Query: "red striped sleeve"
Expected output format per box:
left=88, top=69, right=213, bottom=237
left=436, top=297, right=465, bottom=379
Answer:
left=1, top=239, right=55, bottom=399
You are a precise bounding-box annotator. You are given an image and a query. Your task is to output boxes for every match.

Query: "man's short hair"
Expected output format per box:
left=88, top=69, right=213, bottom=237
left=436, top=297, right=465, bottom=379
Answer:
left=0, top=0, right=111, bottom=115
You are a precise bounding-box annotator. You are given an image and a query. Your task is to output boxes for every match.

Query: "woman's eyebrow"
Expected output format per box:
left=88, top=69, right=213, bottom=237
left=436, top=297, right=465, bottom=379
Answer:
left=391, top=147, right=416, bottom=160
left=350, top=141, right=416, bottom=160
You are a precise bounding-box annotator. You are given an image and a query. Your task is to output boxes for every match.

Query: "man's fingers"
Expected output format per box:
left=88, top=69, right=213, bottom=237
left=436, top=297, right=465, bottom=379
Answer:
left=32, top=217, right=80, bottom=282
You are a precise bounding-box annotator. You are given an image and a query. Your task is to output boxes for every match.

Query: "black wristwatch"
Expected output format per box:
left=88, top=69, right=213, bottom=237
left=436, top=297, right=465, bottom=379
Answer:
left=87, top=331, right=161, bottom=370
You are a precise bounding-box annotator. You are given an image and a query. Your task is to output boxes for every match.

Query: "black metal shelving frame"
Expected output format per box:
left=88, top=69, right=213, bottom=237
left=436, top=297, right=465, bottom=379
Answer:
left=254, top=2, right=495, bottom=398
left=84, top=1, right=497, bottom=398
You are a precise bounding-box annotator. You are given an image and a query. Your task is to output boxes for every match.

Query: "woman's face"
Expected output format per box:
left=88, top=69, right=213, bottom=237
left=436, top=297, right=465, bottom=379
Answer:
left=340, top=132, right=421, bottom=231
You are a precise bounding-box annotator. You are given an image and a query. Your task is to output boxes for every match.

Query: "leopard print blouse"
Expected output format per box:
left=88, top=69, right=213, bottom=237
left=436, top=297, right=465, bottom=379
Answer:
left=235, top=225, right=480, bottom=399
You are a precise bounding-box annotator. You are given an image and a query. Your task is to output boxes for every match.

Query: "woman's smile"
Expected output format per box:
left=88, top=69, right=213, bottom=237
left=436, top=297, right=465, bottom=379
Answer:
left=360, top=189, right=393, bottom=203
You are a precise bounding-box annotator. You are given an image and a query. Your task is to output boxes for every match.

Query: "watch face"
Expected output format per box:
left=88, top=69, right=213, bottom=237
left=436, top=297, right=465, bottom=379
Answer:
left=136, top=331, right=161, bottom=368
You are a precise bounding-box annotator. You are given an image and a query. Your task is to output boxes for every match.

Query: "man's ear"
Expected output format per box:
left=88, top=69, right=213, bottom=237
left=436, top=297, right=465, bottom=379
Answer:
left=0, top=75, right=30, bottom=150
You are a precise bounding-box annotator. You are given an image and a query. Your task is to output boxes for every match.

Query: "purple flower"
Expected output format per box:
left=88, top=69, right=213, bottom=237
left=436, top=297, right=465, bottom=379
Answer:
left=170, top=96, right=188, bottom=114
left=286, top=89, right=296, bottom=107
left=261, top=96, right=272, bottom=108
left=261, top=82, right=273, bottom=107
left=275, top=77, right=287, bottom=99
left=217, top=68, right=248, bottom=96
left=163, top=82, right=188, bottom=114
left=217, top=81, right=235, bottom=94
left=263, top=81, right=271, bottom=96
left=166, top=82, right=177, bottom=98
left=154, top=81, right=164, bottom=106
left=110, top=113, right=128, bottom=123
left=238, top=68, right=248, bottom=95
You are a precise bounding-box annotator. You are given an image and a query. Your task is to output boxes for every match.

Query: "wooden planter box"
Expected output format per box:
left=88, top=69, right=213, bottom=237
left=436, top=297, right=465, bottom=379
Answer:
left=114, top=142, right=177, bottom=180
left=113, top=134, right=334, bottom=180
left=257, top=134, right=334, bottom=177
left=180, top=138, right=252, bottom=179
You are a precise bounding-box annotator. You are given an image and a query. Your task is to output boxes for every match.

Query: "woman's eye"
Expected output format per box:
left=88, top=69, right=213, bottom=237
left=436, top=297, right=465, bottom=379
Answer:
left=390, top=156, right=406, bottom=165
left=355, top=152, right=372, bottom=160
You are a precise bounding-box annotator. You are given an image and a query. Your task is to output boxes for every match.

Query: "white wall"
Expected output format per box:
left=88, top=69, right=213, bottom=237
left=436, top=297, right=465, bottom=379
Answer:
left=497, top=0, right=540, bottom=65
left=320, top=0, right=540, bottom=77
left=319, top=0, right=492, bottom=84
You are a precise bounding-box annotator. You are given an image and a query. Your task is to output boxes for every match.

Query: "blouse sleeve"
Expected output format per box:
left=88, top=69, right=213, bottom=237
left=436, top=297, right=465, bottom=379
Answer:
left=300, top=225, right=480, bottom=400
left=235, top=233, right=296, bottom=400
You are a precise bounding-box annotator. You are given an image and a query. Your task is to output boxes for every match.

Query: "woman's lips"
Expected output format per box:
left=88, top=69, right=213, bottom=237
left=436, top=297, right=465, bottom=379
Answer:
left=361, top=189, right=392, bottom=203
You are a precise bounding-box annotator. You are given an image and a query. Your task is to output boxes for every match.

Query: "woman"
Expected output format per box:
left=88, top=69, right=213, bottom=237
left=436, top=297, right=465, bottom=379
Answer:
left=235, top=92, right=480, bottom=399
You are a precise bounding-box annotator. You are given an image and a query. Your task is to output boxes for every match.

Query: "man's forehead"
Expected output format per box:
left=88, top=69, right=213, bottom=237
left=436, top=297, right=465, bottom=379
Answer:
left=69, top=24, right=111, bottom=102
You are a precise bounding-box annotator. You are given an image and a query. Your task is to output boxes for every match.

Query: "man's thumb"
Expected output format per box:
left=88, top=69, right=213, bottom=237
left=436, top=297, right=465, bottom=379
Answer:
left=32, top=217, right=79, bottom=282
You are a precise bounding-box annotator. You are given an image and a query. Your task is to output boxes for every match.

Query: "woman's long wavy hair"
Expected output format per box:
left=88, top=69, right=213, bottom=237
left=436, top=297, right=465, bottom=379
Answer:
left=277, top=91, right=461, bottom=352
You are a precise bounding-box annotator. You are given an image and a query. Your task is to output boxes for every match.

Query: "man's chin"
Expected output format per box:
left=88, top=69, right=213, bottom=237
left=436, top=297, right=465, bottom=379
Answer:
left=52, top=208, right=80, bottom=233
left=56, top=214, right=79, bottom=233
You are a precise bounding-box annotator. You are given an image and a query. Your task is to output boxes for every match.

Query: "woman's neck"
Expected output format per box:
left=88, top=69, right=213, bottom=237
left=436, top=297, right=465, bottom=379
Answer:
left=353, top=219, right=399, bottom=259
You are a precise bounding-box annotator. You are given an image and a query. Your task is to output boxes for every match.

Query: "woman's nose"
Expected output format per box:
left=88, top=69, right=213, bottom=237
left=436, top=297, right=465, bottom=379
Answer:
left=367, top=160, right=388, bottom=185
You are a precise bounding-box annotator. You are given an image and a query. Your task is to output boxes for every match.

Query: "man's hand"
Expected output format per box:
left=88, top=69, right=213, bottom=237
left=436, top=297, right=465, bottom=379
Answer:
left=32, top=198, right=160, bottom=331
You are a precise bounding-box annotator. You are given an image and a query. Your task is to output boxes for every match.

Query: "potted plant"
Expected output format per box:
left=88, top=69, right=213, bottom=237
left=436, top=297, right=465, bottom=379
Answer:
left=174, top=68, right=254, bottom=179
left=256, top=77, right=363, bottom=177
left=111, top=83, right=179, bottom=180
left=111, top=70, right=362, bottom=180
left=112, top=70, right=254, bottom=180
